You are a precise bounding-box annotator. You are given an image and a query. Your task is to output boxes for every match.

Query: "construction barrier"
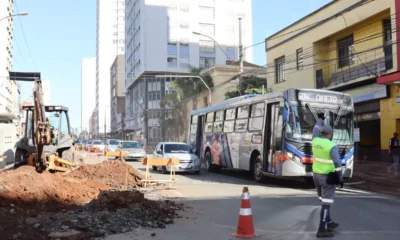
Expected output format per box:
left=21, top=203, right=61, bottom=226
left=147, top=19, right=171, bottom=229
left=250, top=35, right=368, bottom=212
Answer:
left=141, top=156, right=179, bottom=188
left=232, top=187, right=257, bottom=239
left=87, top=147, right=99, bottom=153
left=103, top=149, right=126, bottom=160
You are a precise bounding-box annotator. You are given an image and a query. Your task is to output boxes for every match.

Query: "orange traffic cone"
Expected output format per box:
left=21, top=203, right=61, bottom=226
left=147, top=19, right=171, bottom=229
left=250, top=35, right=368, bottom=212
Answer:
left=232, top=187, right=257, bottom=239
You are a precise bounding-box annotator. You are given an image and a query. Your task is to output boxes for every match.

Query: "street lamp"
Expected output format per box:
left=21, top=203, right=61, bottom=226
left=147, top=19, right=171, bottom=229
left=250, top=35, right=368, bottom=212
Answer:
left=155, top=75, right=212, bottom=106
left=192, top=31, right=240, bottom=72
left=0, top=12, right=28, bottom=22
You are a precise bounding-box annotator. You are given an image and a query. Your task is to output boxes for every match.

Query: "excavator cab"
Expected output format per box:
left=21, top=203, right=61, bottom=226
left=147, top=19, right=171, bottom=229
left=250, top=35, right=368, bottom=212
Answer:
left=14, top=105, right=76, bottom=171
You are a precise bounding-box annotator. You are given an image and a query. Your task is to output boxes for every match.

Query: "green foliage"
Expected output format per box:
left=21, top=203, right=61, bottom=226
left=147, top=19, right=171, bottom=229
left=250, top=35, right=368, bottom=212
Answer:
left=168, top=66, right=214, bottom=101
left=225, top=75, right=270, bottom=99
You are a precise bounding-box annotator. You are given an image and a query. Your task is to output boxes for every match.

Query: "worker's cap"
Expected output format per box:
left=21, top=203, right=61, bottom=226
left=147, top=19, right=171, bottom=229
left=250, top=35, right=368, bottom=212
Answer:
left=394, top=132, right=399, bottom=136
left=320, top=125, right=333, bottom=134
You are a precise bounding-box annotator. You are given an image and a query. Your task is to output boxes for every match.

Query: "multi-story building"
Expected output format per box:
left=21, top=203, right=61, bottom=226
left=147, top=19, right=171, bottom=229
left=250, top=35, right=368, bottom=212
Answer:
left=124, top=0, right=253, bottom=146
left=265, top=0, right=399, bottom=157
left=89, top=109, right=97, bottom=139
left=95, top=0, right=125, bottom=138
left=81, top=57, right=96, bottom=135
left=0, top=0, right=18, bottom=117
left=110, top=54, right=125, bottom=137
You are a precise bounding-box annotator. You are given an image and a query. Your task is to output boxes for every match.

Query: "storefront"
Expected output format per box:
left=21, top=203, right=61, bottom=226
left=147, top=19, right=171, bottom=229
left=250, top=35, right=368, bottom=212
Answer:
left=342, top=83, right=390, bottom=148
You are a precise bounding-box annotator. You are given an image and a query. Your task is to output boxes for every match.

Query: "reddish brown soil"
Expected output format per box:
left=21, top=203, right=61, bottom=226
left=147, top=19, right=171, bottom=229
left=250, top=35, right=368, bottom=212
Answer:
left=0, top=161, right=174, bottom=240
left=67, top=160, right=144, bottom=189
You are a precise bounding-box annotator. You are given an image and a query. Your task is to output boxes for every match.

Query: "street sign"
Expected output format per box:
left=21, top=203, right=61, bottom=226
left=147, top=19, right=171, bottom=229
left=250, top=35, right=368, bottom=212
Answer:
left=354, top=128, right=360, bottom=142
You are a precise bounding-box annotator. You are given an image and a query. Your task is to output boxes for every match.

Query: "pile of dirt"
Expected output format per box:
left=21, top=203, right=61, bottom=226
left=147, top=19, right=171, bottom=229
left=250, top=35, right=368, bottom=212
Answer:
left=0, top=166, right=110, bottom=207
left=0, top=162, right=182, bottom=240
left=68, top=160, right=144, bottom=189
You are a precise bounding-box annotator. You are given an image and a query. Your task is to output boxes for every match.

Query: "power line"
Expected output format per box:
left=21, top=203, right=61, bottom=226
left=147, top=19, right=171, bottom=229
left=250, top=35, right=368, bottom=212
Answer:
left=14, top=0, right=37, bottom=70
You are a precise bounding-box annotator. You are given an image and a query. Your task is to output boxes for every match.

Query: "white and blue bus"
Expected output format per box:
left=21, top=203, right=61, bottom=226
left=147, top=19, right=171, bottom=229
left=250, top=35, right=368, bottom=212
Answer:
left=188, top=88, right=354, bottom=183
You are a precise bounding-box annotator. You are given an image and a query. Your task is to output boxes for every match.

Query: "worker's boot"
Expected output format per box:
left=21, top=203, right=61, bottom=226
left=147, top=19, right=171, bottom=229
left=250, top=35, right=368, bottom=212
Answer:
left=316, top=229, right=334, bottom=238
left=327, top=221, right=339, bottom=231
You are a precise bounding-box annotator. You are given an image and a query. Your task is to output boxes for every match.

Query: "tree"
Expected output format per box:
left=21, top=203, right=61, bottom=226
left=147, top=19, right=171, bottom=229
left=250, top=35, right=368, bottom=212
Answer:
left=160, top=66, right=214, bottom=141
left=169, top=66, right=214, bottom=101
left=79, top=130, right=89, bottom=139
left=224, top=75, right=270, bottom=99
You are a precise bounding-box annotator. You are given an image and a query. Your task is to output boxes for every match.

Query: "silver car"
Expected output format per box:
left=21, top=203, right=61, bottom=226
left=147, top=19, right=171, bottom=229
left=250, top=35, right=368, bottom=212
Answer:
left=106, top=139, right=120, bottom=152
left=117, top=141, right=147, bottom=161
left=152, top=142, right=200, bottom=174
left=91, top=140, right=105, bottom=152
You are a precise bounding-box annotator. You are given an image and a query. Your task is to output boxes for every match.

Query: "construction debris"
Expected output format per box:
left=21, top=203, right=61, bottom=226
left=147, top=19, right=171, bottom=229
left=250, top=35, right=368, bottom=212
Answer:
left=0, top=161, right=183, bottom=240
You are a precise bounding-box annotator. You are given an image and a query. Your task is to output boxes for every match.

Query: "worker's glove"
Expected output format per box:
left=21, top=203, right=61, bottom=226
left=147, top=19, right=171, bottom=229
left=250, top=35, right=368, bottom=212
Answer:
left=317, top=112, right=325, bottom=120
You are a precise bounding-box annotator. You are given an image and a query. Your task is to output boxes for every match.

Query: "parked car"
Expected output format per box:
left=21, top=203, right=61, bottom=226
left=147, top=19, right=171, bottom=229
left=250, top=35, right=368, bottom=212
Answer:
left=91, top=140, right=105, bottom=152
left=106, top=139, right=120, bottom=152
left=85, top=140, right=93, bottom=151
left=152, top=142, right=200, bottom=174
left=116, top=141, right=147, bottom=161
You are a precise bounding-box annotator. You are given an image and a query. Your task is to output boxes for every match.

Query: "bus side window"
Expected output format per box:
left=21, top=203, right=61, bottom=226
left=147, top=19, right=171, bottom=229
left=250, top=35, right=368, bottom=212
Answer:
left=249, top=102, right=265, bottom=131
left=237, top=105, right=250, bottom=119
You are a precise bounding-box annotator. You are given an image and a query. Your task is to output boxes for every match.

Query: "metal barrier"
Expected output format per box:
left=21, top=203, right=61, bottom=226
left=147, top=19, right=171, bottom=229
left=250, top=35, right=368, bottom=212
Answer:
left=141, top=156, right=179, bottom=188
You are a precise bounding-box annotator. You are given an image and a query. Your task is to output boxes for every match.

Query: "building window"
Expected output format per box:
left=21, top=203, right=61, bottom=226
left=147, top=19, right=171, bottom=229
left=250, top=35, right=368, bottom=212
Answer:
left=199, top=40, right=215, bottom=52
left=200, top=57, right=215, bottom=69
left=337, top=34, right=354, bottom=68
left=275, top=56, right=285, bottom=83
left=199, top=23, right=215, bottom=37
left=296, top=48, right=303, bottom=70
left=180, top=39, right=189, bottom=57
left=180, top=4, right=189, bottom=12
left=199, top=6, right=215, bottom=19
left=168, top=57, right=177, bottom=68
left=180, top=21, right=189, bottom=29
left=168, top=4, right=177, bottom=11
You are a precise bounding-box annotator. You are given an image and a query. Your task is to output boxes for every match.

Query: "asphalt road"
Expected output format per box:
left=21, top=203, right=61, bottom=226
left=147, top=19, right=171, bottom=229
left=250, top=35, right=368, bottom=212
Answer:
left=81, top=153, right=400, bottom=240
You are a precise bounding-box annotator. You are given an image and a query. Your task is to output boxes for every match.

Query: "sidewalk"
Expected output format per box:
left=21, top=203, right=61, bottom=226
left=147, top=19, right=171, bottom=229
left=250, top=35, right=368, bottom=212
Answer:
left=347, top=160, right=400, bottom=197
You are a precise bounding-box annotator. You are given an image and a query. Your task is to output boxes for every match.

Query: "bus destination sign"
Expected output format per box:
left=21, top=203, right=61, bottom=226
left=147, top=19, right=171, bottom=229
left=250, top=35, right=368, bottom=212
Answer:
left=292, top=91, right=349, bottom=105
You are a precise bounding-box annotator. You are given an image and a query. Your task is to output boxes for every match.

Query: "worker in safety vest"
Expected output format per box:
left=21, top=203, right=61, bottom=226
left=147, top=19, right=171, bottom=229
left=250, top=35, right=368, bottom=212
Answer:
left=312, top=112, right=343, bottom=238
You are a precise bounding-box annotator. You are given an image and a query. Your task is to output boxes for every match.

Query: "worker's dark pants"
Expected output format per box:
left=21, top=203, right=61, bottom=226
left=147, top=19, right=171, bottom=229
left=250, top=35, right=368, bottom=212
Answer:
left=313, top=173, right=335, bottom=230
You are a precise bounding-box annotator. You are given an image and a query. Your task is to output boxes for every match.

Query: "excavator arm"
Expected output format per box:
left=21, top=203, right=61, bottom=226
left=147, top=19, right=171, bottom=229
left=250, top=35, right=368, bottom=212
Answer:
left=32, top=80, right=51, bottom=172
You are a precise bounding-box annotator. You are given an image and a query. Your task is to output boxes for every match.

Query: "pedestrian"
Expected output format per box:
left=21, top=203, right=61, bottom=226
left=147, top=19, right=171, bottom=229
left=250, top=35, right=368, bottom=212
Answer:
left=312, top=112, right=343, bottom=238
left=388, top=132, right=399, bottom=176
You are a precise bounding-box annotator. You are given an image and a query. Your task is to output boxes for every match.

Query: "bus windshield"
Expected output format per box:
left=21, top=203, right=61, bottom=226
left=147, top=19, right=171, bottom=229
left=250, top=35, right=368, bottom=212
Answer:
left=285, top=106, right=354, bottom=145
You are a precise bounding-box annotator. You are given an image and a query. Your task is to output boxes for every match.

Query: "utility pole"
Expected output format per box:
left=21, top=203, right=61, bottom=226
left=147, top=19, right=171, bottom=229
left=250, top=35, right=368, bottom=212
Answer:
left=104, top=109, right=106, bottom=142
left=238, top=17, right=245, bottom=95
left=238, top=17, right=244, bottom=74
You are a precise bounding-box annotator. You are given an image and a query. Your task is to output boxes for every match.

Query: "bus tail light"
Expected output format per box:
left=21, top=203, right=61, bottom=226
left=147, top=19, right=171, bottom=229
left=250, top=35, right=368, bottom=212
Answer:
left=301, top=157, right=314, bottom=164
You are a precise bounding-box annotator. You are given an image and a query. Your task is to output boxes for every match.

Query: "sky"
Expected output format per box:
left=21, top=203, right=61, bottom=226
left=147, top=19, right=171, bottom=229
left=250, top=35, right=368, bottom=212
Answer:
left=11, top=0, right=332, bottom=130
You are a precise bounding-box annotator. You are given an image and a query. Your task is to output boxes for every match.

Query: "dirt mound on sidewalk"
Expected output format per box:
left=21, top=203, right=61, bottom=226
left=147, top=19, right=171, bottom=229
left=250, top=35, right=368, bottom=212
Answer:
left=67, top=160, right=144, bottom=189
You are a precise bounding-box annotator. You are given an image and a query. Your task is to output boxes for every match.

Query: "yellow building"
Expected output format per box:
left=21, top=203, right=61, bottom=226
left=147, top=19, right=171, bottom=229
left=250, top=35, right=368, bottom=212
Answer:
left=265, top=0, right=400, bottom=151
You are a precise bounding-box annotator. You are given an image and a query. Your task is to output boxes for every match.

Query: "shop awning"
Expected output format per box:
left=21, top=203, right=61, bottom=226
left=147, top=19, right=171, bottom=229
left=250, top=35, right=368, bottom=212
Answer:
left=377, top=72, right=400, bottom=85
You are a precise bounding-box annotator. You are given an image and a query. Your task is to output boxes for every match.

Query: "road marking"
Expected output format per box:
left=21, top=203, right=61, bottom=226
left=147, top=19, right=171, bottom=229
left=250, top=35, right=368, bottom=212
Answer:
left=216, top=224, right=400, bottom=235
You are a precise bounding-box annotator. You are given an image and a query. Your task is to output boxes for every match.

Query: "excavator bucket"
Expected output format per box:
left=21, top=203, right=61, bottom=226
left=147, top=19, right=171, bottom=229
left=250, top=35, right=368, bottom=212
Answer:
left=46, top=154, right=78, bottom=172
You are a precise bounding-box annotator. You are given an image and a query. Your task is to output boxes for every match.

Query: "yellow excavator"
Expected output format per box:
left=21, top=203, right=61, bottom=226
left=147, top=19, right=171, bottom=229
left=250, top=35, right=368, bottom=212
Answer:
left=10, top=72, right=77, bottom=173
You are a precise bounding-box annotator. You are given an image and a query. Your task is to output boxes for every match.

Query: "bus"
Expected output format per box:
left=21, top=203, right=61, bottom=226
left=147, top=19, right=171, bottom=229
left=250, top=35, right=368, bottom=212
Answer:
left=188, top=88, right=354, bottom=183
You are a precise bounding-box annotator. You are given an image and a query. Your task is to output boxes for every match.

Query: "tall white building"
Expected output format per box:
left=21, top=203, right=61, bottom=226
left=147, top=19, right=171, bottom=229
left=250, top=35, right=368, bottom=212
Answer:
left=124, top=0, right=253, bottom=146
left=0, top=0, right=18, bottom=117
left=81, top=57, right=96, bottom=134
left=96, top=0, right=125, bottom=137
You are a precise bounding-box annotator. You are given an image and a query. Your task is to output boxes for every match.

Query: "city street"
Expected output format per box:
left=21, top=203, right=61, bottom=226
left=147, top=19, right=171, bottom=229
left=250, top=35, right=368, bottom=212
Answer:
left=80, top=153, right=400, bottom=240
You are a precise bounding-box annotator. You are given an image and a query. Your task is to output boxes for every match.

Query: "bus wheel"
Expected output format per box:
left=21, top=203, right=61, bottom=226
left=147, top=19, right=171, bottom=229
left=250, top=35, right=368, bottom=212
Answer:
left=253, top=156, right=265, bottom=183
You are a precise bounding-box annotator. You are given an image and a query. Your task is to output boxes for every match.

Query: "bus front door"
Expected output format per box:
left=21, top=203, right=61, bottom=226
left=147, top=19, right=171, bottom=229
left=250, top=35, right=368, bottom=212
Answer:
left=195, top=116, right=204, bottom=157
left=264, top=102, right=280, bottom=174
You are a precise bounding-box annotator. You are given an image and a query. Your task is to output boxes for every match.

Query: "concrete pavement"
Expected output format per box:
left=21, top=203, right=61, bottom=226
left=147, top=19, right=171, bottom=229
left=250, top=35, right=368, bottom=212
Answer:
left=81, top=154, right=400, bottom=240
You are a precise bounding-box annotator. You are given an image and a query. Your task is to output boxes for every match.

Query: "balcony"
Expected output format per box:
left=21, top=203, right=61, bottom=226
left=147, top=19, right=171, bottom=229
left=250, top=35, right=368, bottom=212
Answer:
left=316, top=45, right=393, bottom=89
